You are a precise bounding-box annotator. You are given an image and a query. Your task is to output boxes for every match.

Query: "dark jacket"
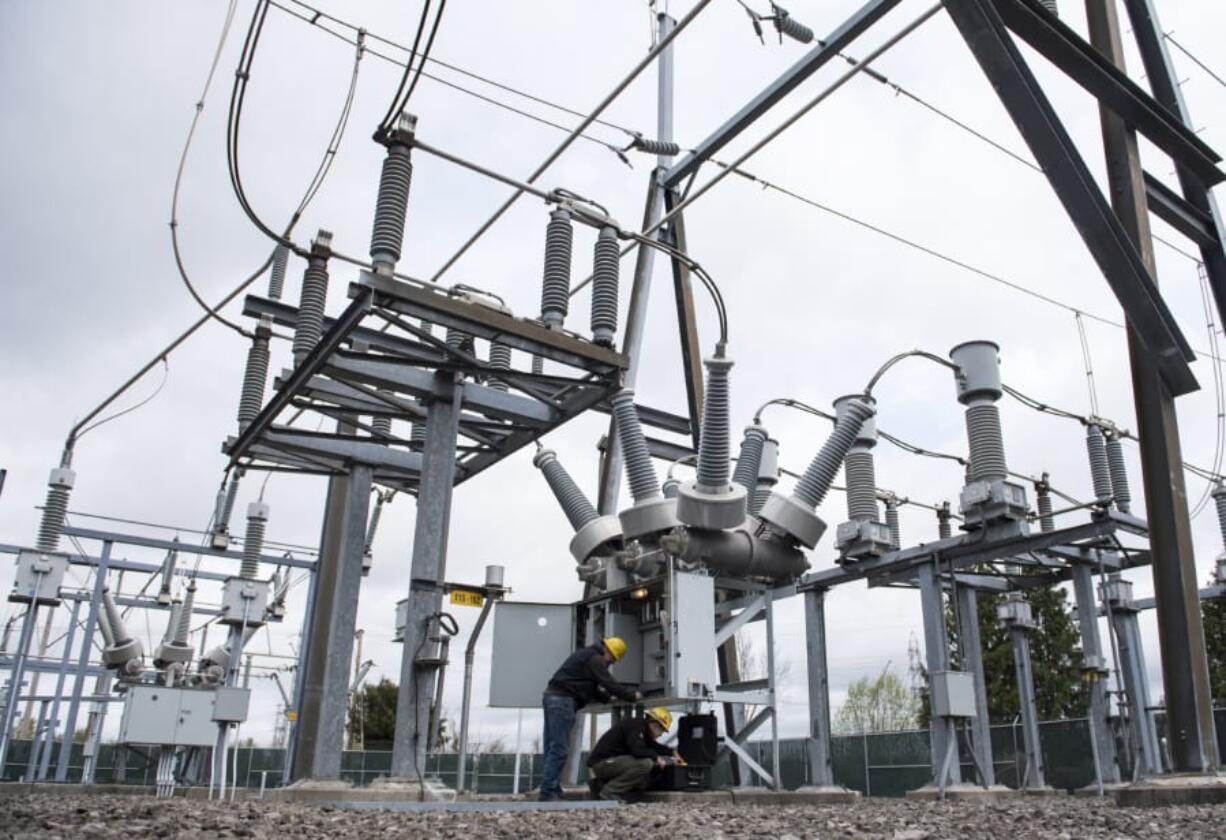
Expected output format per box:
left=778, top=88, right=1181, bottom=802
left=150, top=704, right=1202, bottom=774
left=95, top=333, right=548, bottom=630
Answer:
left=546, top=644, right=637, bottom=708
left=587, top=718, right=673, bottom=766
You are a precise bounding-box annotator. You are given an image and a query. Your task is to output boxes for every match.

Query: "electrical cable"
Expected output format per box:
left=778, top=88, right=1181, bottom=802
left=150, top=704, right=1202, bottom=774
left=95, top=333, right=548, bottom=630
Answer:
left=1165, top=32, right=1226, bottom=91
left=378, top=1, right=434, bottom=134
left=426, top=0, right=714, bottom=284
left=1189, top=261, right=1225, bottom=516
left=395, top=1, right=447, bottom=125
left=170, top=0, right=249, bottom=338
left=1074, top=312, right=1101, bottom=417
left=73, top=359, right=170, bottom=442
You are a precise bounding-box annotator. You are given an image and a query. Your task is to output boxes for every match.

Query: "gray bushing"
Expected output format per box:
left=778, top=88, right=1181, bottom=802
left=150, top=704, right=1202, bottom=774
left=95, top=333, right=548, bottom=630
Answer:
left=619, top=496, right=680, bottom=540
left=759, top=492, right=827, bottom=549
left=834, top=395, right=878, bottom=446
left=950, top=340, right=1002, bottom=404
left=569, top=514, right=623, bottom=562
left=154, top=642, right=194, bottom=665
left=759, top=438, right=780, bottom=482
left=676, top=480, right=747, bottom=530
left=102, top=638, right=143, bottom=669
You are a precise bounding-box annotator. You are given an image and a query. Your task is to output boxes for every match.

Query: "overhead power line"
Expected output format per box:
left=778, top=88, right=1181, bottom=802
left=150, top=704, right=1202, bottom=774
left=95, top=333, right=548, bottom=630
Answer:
left=1165, top=32, right=1226, bottom=91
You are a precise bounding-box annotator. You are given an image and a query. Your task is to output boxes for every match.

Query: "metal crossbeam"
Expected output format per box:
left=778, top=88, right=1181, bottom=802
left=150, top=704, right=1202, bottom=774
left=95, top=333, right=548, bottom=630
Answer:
left=943, top=0, right=1197, bottom=395
left=661, top=0, right=905, bottom=189
left=992, top=0, right=1222, bottom=186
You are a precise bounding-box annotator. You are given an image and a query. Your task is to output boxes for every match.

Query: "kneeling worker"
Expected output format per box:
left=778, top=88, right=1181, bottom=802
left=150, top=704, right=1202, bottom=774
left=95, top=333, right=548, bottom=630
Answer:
left=588, top=707, right=680, bottom=803
left=539, top=637, right=641, bottom=801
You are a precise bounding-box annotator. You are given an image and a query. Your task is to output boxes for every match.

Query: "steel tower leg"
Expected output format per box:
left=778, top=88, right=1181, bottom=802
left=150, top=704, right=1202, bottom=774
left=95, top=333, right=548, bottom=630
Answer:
left=1072, top=563, right=1120, bottom=784
left=803, top=588, right=835, bottom=787
left=1009, top=626, right=1046, bottom=789
left=918, top=562, right=960, bottom=787
left=38, top=597, right=80, bottom=780
left=56, top=540, right=110, bottom=781
left=1110, top=606, right=1162, bottom=776
left=955, top=587, right=994, bottom=786
left=391, top=372, right=462, bottom=780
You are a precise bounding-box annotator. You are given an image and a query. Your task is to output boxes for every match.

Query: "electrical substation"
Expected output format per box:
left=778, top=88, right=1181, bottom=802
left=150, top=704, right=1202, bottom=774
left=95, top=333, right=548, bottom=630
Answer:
left=3, top=0, right=1226, bottom=833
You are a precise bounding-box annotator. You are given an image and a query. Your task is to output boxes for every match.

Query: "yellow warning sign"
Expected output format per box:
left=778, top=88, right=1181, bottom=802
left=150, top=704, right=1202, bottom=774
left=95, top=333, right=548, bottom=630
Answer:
left=286, top=710, right=298, bottom=722
left=449, top=589, right=485, bottom=608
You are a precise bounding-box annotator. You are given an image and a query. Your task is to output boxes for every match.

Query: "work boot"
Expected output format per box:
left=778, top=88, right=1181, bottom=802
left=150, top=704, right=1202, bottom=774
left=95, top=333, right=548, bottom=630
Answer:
left=587, top=778, right=604, bottom=799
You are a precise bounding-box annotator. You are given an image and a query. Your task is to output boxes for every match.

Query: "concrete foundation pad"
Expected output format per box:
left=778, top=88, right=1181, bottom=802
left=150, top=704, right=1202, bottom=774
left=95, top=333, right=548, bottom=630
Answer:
left=906, top=784, right=1021, bottom=801
left=264, top=776, right=455, bottom=803
left=1072, top=782, right=1129, bottom=798
left=1019, top=786, right=1066, bottom=797
left=640, top=788, right=860, bottom=805
left=1116, top=772, right=1226, bottom=807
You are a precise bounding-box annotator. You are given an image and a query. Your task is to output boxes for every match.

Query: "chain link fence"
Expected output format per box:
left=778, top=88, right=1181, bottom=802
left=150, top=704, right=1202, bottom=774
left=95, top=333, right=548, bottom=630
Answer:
left=6, top=710, right=1224, bottom=796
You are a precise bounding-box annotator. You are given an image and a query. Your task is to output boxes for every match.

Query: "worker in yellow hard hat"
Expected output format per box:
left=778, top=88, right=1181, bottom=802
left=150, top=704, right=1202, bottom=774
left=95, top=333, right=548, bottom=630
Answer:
left=586, top=707, right=683, bottom=803
left=539, top=637, right=641, bottom=802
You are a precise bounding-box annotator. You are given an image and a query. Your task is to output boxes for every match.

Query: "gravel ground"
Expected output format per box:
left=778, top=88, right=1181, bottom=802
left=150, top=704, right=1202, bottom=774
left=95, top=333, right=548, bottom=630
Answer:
left=3, top=792, right=1225, bottom=839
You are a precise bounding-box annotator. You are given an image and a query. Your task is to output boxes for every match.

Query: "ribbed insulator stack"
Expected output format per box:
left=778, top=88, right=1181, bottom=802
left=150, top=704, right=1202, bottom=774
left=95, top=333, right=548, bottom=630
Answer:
left=175, top=582, right=196, bottom=646
left=540, top=209, right=573, bottom=328
left=590, top=226, right=619, bottom=346
left=240, top=503, right=269, bottom=581
left=212, top=474, right=241, bottom=542
left=885, top=498, right=901, bottom=548
left=158, top=548, right=179, bottom=599
left=163, top=601, right=184, bottom=645
left=531, top=355, right=544, bottom=376
left=488, top=342, right=512, bottom=392
left=696, top=357, right=734, bottom=491
left=732, top=425, right=769, bottom=494
left=844, top=451, right=878, bottom=522
left=1038, top=0, right=1058, bottom=15
left=369, top=116, right=415, bottom=274
left=411, top=319, right=433, bottom=443
left=965, top=403, right=1008, bottom=482
left=752, top=484, right=772, bottom=516
left=751, top=438, right=780, bottom=517
left=445, top=326, right=473, bottom=358
left=612, top=389, right=661, bottom=503
left=663, top=478, right=681, bottom=499
left=237, top=320, right=272, bottom=431
left=1104, top=431, right=1131, bottom=513
left=1213, top=483, right=1226, bottom=551
left=1085, top=424, right=1113, bottom=503
left=534, top=449, right=600, bottom=532
left=371, top=415, right=392, bottom=437
left=268, top=244, right=289, bottom=300
left=102, top=588, right=132, bottom=647
left=937, top=503, right=952, bottom=540
left=292, top=233, right=332, bottom=363
left=793, top=399, right=874, bottom=509
left=35, top=468, right=75, bottom=553
left=630, top=136, right=681, bottom=157
left=1036, top=480, right=1054, bottom=532
left=773, top=7, right=814, bottom=43
left=97, top=598, right=116, bottom=647
left=364, top=494, right=385, bottom=555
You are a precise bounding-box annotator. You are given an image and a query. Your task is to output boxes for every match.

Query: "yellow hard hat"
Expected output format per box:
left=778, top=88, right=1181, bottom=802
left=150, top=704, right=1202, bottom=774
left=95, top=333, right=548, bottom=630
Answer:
left=645, top=707, right=672, bottom=730
left=602, top=636, right=628, bottom=661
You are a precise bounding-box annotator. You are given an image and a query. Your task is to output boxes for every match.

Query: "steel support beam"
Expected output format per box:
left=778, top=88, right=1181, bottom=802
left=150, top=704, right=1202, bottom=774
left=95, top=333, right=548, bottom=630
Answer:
left=662, top=0, right=905, bottom=189
left=1071, top=563, right=1120, bottom=784
left=917, top=562, right=960, bottom=786
left=1124, top=0, right=1226, bottom=333
left=663, top=190, right=705, bottom=450
left=943, top=0, right=1196, bottom=395
left=37, top=597, right=79, bottom=780
left=55, top=540, right=110, bottom=781
left=1083, top=0, right=1220, bottom=773
left=1109, top=604, right=1162, bottom=777
left=291, top=457, right=372, bottom=781
left=990, top=0, right=1222, bottom=186
left=1007, top=620, right=1047, bottom=788
left=803, top=588, right=835, bottom=787
left=954, top=586, right=994, bottom=786
left=391, top=373, right=462, bottom=779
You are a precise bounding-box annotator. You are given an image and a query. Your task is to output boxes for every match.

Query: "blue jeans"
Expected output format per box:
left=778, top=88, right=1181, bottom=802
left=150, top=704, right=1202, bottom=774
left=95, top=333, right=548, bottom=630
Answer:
left=539, top=692, right=577, bottom=799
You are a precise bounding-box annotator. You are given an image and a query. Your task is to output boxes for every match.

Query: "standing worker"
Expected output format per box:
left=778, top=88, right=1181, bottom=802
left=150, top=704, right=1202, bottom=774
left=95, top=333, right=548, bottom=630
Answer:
left=539, top=636, right=640, bottom=801
left=588, top=707, right=680, bottom=803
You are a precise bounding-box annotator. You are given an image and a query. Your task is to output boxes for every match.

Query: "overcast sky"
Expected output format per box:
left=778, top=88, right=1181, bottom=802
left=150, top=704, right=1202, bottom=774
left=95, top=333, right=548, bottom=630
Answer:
left=2, top=0, right=1224, bottom=758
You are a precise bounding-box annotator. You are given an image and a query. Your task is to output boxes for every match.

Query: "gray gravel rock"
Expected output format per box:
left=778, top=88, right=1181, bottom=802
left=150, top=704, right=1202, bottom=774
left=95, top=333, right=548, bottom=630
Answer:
left=1, top=792, right=1224, bottom=839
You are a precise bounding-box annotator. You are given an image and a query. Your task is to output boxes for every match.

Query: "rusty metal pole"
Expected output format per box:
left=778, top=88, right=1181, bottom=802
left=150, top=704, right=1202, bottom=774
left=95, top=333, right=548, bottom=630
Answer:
left=1084, top=0, right=1220, bottom=773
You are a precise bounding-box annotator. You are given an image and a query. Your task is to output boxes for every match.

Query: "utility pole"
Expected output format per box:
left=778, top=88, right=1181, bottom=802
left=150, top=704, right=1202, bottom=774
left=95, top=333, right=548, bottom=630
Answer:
left=1084, top=0, right=1220, bottom=775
